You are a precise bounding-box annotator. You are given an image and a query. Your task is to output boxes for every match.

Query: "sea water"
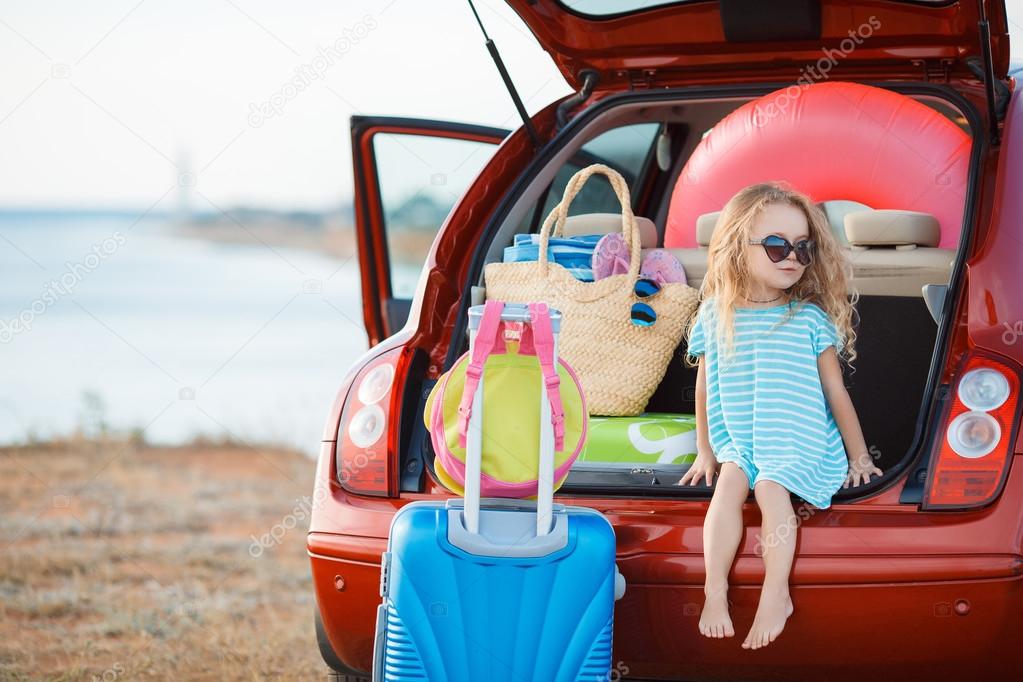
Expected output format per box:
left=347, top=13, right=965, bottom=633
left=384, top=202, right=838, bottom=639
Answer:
left=0, top=211, right=406, bottom=456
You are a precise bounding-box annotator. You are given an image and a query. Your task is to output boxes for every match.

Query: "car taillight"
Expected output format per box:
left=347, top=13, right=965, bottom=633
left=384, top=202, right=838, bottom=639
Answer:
left=335, top=346, right=406, bottom=497
left=922, top=353, right=1022, bottom=510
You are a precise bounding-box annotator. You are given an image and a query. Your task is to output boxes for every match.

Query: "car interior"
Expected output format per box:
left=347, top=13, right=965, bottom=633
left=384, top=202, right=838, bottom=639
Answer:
left=456, top=82, right=975, bottom=498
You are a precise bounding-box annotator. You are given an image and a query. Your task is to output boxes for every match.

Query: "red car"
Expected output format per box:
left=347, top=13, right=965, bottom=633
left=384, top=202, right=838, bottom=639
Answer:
left=309, top=1, right=1022, bottom=680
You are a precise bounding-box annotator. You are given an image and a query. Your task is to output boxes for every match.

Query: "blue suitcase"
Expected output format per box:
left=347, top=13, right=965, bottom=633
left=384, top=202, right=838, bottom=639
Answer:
left=372, top=304, right=624, bottom=682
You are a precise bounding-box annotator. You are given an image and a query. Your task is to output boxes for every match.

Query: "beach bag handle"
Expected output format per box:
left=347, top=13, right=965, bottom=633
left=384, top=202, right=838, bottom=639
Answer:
left=538, top=163, right=642, bottom=287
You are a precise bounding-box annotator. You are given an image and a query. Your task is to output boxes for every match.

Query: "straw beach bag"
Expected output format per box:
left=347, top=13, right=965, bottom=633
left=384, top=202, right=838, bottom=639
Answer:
left=485, top=164, right=700, bottom=416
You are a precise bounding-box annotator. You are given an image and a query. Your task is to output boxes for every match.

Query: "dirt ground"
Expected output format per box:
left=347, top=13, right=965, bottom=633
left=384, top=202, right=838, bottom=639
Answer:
left=0, top=437, right=330, bottom=681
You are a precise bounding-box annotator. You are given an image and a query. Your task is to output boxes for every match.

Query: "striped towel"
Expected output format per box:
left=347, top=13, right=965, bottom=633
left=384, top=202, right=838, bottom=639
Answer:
left=502, top=233, right=603, bottom=282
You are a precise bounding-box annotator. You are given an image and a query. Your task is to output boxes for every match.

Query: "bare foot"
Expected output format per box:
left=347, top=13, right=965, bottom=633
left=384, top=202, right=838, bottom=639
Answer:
left=741, top=587, right=793, bottom=650
left=698, top=587, right=735, bottom=638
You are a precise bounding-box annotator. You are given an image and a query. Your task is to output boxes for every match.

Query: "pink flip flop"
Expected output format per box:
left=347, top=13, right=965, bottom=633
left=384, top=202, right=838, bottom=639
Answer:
left=592, top=232, right=630, bottom=280
left=640, top=249, right=687, bottom=286
left=593, top=233, right=687, bottom=286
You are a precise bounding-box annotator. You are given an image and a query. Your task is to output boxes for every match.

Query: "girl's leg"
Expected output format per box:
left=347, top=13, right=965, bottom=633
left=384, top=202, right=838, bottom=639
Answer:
left=741, top=479, right=797, bottom=650
left=699, top=462, right=750, bottom=638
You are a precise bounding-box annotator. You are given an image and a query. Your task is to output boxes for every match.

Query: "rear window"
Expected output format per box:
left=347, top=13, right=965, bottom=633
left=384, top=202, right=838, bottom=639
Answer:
left=557, top=0, right=686, bottom=15
left=558, top=0, right=955, bottom=18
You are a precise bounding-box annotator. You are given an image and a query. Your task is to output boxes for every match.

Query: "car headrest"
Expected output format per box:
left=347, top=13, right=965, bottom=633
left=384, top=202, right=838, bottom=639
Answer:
left=693, top=199, right=870, bottom=247
left=821, top=200, right=871, bottom=247
left=695, top=212, right=719, bottom=246
left=844, top=210, right=940, bottom=250
left=561, top=212, right=658, bottom=248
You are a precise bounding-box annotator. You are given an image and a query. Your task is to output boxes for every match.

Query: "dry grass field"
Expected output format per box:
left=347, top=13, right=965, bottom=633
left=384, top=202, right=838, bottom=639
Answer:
left=0, top=436, right=329, bottom=681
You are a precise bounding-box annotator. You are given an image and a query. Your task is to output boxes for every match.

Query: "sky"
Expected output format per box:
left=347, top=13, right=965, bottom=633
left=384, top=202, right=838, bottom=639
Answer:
left=1, top=1, right=1021, bottom=212
left=0, top=0, right=571, bottom=211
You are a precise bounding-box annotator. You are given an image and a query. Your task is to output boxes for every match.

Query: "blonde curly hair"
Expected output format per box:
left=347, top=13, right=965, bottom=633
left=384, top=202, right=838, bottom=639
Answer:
left=682, top=181, right=859, bottom=371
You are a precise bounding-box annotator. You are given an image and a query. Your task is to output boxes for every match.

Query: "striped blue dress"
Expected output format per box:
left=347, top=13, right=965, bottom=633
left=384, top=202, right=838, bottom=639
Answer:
left=686, top=297, right=849, bottom=509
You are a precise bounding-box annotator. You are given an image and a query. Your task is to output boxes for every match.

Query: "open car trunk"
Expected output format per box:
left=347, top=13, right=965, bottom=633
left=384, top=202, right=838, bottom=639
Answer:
left=408, top=78, right=984, bottom=506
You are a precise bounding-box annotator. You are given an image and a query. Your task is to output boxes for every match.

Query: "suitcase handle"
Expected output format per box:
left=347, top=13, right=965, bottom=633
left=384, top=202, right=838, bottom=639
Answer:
left=463, top=302, right=562, bottom=537
left=457, top=302, right=565, bottom=452
left=468, top=302, right=562, bottom=332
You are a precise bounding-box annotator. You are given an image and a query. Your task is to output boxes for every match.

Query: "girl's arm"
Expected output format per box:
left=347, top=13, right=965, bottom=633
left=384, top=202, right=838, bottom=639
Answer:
left=677, top=356, right=718, bottom=486
left=694, top=356, right=714, bottom=458
left=817, top=347, right=882, bottom=487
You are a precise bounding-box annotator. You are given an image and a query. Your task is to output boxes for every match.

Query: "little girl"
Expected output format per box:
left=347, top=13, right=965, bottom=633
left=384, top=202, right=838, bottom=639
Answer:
left=676, top=182, right=882, bottom=651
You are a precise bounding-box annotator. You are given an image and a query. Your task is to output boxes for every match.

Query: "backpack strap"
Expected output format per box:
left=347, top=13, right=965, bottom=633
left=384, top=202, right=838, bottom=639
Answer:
left=457, top=300, right=504, bottom=448
left=529, top=303, right=565, bottom=452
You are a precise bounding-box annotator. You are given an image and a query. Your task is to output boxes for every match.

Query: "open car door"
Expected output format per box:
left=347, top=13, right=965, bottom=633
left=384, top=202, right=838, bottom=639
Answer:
left=350, top=115, right=509, bottom=346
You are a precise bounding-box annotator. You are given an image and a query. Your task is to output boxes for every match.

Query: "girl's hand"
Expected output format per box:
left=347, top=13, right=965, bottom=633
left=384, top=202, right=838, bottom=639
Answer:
left=844, top=451, right=883, bottom=488
left=676, top=451, right=719, bottom=487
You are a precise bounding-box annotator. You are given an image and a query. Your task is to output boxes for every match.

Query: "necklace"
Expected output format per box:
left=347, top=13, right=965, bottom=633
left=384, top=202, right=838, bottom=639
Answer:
left=745, top=293, right=782, bottom=304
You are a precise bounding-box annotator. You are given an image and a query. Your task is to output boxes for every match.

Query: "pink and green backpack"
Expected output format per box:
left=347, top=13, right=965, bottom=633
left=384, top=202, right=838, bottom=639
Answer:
left=424, top=301, right=587, bottom=498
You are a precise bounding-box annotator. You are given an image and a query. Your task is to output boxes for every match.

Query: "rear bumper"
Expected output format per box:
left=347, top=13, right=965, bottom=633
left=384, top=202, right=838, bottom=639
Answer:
left=619, top=572, right=1023, bottom=681
left=309, top=533, right=386, bottom=675
left=309, top=529, right=1023, bottom=680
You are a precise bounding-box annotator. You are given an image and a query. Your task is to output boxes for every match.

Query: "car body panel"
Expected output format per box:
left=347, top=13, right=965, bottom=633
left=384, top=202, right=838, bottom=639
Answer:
left=967, top=84, right=1023, bottom=359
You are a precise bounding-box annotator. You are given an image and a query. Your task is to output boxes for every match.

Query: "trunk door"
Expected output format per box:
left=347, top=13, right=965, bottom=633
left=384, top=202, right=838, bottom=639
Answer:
left=506, top=0, right=1010, bottom=90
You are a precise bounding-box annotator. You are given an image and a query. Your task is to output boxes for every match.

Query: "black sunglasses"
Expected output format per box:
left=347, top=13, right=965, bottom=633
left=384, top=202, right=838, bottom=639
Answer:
left=748, top=235, right=815, bottom=266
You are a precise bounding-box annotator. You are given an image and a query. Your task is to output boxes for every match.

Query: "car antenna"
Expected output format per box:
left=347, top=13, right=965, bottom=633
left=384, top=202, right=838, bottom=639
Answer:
left=975, top=0, right=1001, bottom=145
left=465, top=0, right=542, bottom=149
